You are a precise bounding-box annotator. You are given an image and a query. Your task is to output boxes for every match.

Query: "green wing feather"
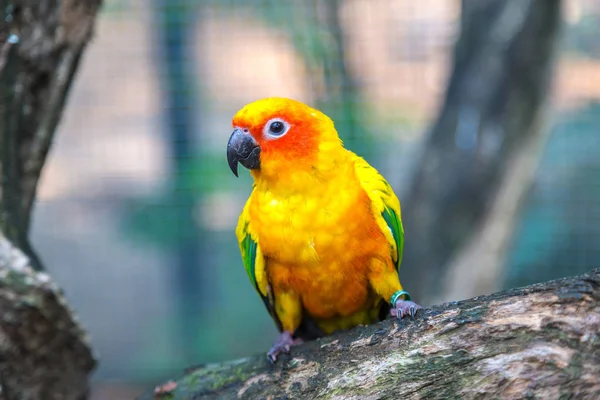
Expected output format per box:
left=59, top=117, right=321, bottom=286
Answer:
left=382, top=205, right=404, bottom=270
left=353, top=154, right=405, bottom=272
left=240, top=226, right=258, bottom=287
left=237, top=220, right=282, bottom=331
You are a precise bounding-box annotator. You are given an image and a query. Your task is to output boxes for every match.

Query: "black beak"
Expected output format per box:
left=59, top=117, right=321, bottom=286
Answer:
left=227, top=128, right=261, bottom=177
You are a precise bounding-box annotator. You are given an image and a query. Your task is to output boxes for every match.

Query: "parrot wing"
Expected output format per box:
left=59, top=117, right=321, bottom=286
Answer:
left=236, top=202, right=283, bottom=331
left=353, top=155, right=405, bottom=270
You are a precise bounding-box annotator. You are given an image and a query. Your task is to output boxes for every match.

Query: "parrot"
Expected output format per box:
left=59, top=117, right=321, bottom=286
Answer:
left=226, top=97, right=421, bottom=362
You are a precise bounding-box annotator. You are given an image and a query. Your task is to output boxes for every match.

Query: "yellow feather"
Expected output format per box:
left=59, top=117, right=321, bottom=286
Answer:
left=232, top=98, right=407, bottom=337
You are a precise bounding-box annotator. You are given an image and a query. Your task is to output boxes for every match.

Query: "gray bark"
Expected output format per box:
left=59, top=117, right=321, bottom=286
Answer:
left=0, top=0, right=102, bottom=268
left=0, top=235, right=96, bottom=400
left=0, top=0, right=102, bottom=398
left=141, top=268, right=600, bottom=400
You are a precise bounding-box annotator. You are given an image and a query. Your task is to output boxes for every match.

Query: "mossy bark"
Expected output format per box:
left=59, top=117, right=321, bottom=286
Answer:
left=142, top=269, right=600, bottom=399
left=0, top=1, right=101, bottom=398
left=0, top=234, right=96, bottom=399
left=0, top=0, right=102, bottom=268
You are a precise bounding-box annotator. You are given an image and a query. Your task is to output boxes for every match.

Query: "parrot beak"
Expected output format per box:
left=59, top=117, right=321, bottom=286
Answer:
left=227, top=128, right=261, bottom=177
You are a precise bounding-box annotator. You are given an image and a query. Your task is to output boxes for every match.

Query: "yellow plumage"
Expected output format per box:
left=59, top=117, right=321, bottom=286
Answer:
left=228, top=97, right=417, bottom=360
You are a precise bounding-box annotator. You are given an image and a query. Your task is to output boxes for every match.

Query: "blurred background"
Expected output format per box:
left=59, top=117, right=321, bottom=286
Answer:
left=29, top=0, right=600, bottom=398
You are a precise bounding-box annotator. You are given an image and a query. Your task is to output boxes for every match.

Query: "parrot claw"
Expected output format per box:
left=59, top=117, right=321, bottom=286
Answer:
left=391, top=300, right=422, bottom=320
left=267, top=331, right=303, bottom=364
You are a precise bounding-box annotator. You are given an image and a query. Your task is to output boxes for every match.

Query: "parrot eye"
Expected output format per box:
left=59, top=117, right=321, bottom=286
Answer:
left=270, top=121, right=284, bottom=134
left=264, top=118, right=290, bottom=139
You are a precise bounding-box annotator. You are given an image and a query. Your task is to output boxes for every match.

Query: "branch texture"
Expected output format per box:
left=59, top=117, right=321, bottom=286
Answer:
left=0, top=233, right=96, bottom=399
left=0, top=0, right=102, bottom=267
left=0, top=1, right=102, bottom=398
left=142, top=269, right=600, bottom=399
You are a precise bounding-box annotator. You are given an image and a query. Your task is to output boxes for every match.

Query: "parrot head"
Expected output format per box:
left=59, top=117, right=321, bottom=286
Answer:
left=227, top=98, right=341, bottom=178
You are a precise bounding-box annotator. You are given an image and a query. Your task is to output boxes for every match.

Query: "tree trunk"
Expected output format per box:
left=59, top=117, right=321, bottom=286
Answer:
left=400, top=0, right=562, bottom=305
left=0, top=235, right=96, bottom=400
left=142, top=268, right=600, bottom=400
left=0, top=0, right=101, bottom=398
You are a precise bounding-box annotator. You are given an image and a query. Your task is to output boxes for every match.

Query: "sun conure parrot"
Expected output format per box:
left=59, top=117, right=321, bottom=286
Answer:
left=227, top=97, right=421, bottom=362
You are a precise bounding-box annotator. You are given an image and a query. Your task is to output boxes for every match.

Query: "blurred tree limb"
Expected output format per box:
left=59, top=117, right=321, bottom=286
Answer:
left=0, top=0, right=101, bottom=398
left=142, top=269, right=600, bottom=399
left=0, top=0, right=102, bottom=270
left=401, top=0, right=563, bottom=304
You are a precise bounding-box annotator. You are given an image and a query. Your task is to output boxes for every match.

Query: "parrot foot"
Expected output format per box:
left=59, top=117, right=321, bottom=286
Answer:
left=267, top=331, right=303, bottom=364
left=391, top=299, right=422, bottom=319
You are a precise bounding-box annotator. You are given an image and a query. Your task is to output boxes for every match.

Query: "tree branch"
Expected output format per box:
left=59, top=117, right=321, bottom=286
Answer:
left=0, top=1, right=101, bottom=397
left=0, top=232, right=96, bottom=399
left=0, top=0, right=102, bottom=269
left=141, top=268, right=600, bottom=399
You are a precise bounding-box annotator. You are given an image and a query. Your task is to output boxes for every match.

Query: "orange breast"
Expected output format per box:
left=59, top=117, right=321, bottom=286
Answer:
left=256, top=187, right=389, bottom=322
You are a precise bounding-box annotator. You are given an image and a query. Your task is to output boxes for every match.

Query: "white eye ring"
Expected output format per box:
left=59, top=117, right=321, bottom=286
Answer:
left=263, top=118, right=290, bottom=139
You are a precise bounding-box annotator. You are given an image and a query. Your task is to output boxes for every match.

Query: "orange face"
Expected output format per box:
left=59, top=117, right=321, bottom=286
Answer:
left=227, top=98, right=338, bottom=177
